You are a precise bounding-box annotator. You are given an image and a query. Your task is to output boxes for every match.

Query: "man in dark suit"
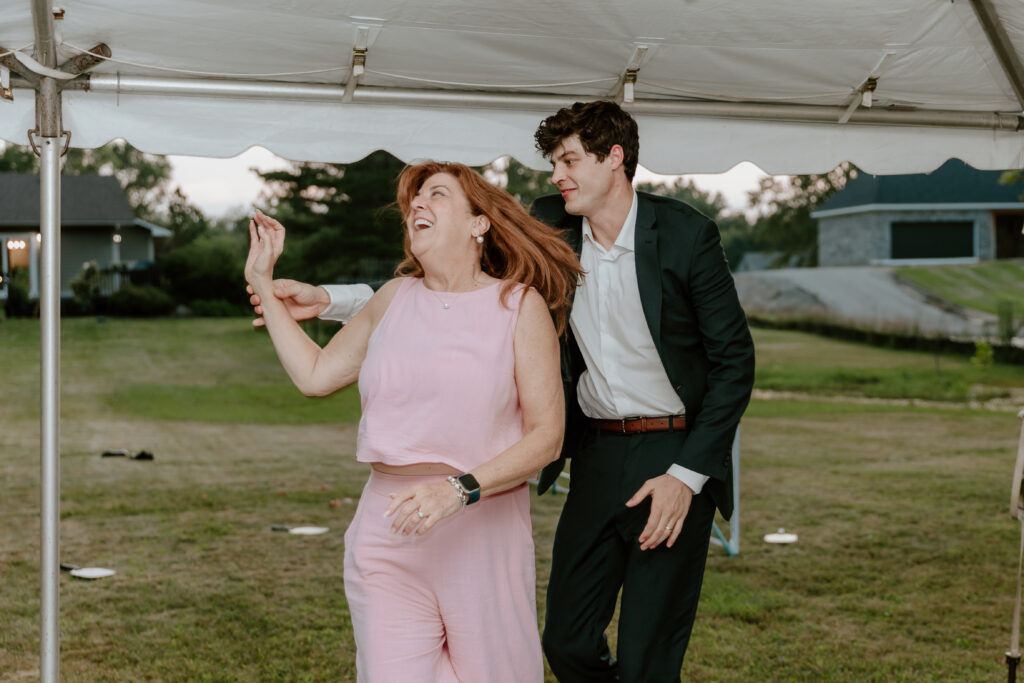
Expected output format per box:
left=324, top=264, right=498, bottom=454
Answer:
left=532, top=101, right=754, bottom=682
left=247, top=100, right=754, bottom=682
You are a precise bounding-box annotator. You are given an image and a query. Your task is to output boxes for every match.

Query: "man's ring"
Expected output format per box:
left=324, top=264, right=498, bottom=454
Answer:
left=417, top=511, right=425, bottom=519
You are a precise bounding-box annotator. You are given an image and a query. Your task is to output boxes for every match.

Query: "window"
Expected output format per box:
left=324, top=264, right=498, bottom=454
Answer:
left=890, top=221, right=973, bottom=259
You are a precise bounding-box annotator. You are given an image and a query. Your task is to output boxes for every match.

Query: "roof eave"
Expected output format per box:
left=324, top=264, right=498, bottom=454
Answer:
left=812, top=202, right=1024, bottom=218
left=132, top=218, right=173, bottom=238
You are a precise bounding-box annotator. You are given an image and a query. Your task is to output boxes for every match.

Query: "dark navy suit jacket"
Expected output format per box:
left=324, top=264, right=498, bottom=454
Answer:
left=532, top=192, right=755, bottom=520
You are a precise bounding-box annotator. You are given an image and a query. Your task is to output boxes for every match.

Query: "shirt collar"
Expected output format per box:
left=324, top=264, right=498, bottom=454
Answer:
left=581, top=192, right=639, bottom=253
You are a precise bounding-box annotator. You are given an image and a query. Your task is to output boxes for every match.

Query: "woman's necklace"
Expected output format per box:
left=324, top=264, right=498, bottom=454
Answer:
left=424, top=274, right=483, bottom=310
left=431, top=290, right=457, bottom=310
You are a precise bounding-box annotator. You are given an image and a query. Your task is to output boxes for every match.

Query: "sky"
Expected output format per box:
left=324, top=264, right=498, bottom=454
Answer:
left=167, top=148, right=770, bottom=220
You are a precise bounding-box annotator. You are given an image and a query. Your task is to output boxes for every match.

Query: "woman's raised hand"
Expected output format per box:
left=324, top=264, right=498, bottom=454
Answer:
left=244, top=211, right=286, bottom=292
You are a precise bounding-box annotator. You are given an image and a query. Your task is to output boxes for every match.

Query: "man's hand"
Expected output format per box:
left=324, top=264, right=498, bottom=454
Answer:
left=625, top=474, right=694, bottom=550
left=247, top=279, right=330, bottom=327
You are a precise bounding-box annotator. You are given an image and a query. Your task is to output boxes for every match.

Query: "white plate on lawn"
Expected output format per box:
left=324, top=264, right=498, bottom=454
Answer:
left=764, top=529, right=798, bottom=544
left=69, top=567, right=116, bottom=579
left=288, top=526, right=329, bottom=535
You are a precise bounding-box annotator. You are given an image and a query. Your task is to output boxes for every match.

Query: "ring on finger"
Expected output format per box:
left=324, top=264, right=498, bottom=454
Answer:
left=665, top=525, right=674, bottom=532
left=417, top=511, right=425, bottom=519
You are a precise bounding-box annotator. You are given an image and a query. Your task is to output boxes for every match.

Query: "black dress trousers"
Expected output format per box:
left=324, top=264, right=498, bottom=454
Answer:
left=543, top=428, right=717, bottom=683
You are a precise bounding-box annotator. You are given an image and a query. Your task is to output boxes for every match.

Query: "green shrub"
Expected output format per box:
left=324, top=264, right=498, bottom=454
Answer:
left=997, top=300, right=1016, bottom=343
left=159, top=233, right=247, bottom=307
left=970, top=340, right=994, bottom=367
left=107, top=285, right=175, bottom=317
left=4, top=268, right=35, bottom=317
left=70, top=261, right=103, bottom=313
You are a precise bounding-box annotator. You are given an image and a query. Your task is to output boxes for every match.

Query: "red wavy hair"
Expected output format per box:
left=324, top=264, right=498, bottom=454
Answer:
left=394, top=161, right=582, bottom=336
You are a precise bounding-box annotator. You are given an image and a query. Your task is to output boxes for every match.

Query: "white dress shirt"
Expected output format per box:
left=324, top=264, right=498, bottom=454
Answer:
left=571, top=193, right=708, bottom=494
left=320, top=283, right=373, bottom=323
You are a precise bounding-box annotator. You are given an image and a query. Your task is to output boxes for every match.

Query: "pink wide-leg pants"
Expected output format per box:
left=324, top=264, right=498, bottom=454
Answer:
left=343, top=471, right=543, bottom=682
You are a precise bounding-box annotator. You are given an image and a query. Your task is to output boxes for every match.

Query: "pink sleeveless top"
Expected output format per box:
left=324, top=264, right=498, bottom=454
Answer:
left=356, top=277, right=526, bottom=472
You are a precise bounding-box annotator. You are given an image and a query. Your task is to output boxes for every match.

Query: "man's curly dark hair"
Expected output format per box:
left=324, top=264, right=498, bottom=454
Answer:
left=534, top=100, right=640, bottom=181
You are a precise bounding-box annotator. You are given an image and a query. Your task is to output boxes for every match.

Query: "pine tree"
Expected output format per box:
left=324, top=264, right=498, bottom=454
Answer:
left=256, top=150, right=407, bottom=284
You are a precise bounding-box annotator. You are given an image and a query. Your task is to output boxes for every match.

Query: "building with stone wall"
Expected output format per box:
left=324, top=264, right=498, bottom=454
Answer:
left=813, top=160, right=1024, bottom=266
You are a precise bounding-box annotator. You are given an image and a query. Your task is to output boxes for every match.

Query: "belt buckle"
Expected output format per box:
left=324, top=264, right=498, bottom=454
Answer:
left=621, top=416, right=643, bottom=434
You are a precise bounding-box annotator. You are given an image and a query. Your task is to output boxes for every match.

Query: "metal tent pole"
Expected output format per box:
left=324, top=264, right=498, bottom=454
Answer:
left=31, top=0, right=61, bottom=680
left=37, top=130, right=61, bottom=683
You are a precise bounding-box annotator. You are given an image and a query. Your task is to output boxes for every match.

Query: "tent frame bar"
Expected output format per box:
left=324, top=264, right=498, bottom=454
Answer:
left=20, top=74, right=1020, bottom=132
left=968, top=0, right=1024, bottom=112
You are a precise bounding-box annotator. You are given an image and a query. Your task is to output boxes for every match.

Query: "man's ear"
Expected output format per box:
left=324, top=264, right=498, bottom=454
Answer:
left=607, top=144, right=625, bottom=171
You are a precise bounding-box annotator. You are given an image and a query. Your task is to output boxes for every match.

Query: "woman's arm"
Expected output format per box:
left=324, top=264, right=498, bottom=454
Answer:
left=244, top=212, right=401, bottom=396
left=468, top=288, right=565, bottom=494
left=385, top=288, right=565, bottom=533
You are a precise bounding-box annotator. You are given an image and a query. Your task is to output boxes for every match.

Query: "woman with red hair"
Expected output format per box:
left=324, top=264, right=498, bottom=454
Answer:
left=245, top=161, right=581, bottom=682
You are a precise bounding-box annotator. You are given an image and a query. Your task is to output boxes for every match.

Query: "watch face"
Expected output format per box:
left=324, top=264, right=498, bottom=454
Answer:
left=457, top=473, right=480, bottom=492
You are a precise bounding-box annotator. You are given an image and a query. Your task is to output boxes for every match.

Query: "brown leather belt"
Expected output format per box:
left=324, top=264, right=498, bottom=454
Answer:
left=588, top=414, right=687, bottom=434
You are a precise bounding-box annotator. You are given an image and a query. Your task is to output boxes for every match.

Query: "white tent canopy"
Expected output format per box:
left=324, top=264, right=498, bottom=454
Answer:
left=4, top=2, right=1024, bottom=680
left=2, top=0, right=1024, bottom=174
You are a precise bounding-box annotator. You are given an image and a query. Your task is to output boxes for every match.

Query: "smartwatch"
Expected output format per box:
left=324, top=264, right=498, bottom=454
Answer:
left=454, top=473, right=481, bottom=505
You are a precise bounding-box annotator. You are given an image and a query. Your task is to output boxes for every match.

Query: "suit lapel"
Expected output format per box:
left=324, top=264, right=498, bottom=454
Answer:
left=560, top=214, right=583, bottom=256
left=634, top=196, right=662, bottom=345
left=558, top=213, right=583, bottom=305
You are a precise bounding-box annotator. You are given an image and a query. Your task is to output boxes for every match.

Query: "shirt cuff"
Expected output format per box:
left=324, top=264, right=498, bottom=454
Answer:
left=319, top=284, right=374, bottom=323
left=667, top=464, right=709, bottom=495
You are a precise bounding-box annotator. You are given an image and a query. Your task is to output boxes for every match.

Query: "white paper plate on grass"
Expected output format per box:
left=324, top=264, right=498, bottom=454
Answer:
left=764, top=528, right=798, bottom=544
left=69, top=567, right=116, bottom=579
left=272, top=525, right=329, bottom=535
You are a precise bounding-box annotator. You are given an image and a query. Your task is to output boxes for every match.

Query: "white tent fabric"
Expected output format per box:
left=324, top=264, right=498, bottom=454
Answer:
left=2, top=0, right=1024, bottom=174
left=5, top=3, right=1024, bottom=679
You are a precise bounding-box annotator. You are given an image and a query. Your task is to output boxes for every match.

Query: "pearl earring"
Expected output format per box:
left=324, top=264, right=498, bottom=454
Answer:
left=475, top=235, right=484, bottom=244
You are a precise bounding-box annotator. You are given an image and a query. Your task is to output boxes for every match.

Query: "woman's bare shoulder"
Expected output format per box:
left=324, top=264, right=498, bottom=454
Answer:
left=515, top=286, right=553, bottom=329
left=375, top=277, right=408, bottom=297
left=364, top=277, right=409, bottom=313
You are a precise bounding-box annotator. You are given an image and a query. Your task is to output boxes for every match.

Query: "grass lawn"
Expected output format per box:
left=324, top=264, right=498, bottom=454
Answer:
left=0, top=318, right=1022, bottom=681
left=895, top=260, right=1024, bottom=318
left=753, top=327, right=1024, bottom=403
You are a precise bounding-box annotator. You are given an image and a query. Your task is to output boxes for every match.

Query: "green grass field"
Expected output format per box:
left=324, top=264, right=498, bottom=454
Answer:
left=1, top=318, right=1022, bottom=681
left=753, top=327, right=1024, bottom=403
left=895, top=260, right=1024, bottom=318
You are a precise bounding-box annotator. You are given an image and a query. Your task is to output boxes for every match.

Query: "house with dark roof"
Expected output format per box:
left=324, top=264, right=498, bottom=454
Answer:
left=811, top=160, right=1024, bottom=266
left=0, top=173, right=171, bottom=300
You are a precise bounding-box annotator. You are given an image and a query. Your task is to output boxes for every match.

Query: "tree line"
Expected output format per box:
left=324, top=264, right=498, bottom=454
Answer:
left=0, top=141, right=856, bottom=317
